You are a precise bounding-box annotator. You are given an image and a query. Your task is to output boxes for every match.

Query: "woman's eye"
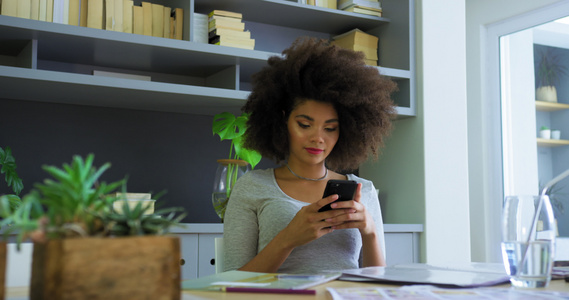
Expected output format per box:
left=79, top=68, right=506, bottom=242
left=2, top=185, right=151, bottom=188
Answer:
left=325, top=127, right=338, bottom=132
left=298, top=123, right=309, bottom=128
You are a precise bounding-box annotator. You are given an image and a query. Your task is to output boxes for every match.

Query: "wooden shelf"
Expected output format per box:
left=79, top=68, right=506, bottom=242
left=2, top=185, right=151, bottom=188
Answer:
left=537, top=138, right=569, bottom=147
left=535, top=100, right=569, bottom=112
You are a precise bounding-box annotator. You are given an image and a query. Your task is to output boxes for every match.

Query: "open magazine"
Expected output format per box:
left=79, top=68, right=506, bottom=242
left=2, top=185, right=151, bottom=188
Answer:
left=182, top=270, right=341, bottom=292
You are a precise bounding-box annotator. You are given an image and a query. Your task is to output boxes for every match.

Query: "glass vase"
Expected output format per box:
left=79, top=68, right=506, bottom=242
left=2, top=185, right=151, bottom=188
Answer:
left=501, top=195, right=556, bottom=288
left=212, top=159, right=250, bottom=221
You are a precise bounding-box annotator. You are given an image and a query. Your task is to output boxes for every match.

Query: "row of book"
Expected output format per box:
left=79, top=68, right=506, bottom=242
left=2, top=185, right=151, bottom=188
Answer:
left=331, top=28, right=379, bottom=66
left=206, top=10, right=254, bottom=50
left=0, top=0, right=183, bottom=39
left=305, top=0, right=383, bottom=18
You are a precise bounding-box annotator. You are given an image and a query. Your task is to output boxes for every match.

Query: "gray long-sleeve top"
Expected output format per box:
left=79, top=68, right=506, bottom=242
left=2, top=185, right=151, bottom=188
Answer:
left=223, top=168, right=386, bottom=273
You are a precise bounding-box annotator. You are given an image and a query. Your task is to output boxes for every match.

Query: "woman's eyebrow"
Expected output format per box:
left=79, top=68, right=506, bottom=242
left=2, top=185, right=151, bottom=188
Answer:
left=294, top=114, right=338, bottom=123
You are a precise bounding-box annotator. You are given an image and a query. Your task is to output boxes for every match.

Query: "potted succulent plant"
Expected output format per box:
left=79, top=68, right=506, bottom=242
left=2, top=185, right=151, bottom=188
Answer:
left=211, top=112, right=262, bottom=221
left=0, top=154, right=186, bottom=300
left=535, top=47, right=567, bottom=103
left=540, top=126, right=552, bottom=139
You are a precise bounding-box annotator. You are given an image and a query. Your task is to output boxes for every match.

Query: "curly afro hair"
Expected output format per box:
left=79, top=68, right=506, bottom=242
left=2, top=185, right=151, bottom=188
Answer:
left=242, top=37, right=397, bottom=171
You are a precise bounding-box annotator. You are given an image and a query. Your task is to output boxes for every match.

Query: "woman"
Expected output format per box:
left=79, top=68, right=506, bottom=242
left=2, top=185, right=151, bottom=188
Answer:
left=223, top=37, right=397, bottom=273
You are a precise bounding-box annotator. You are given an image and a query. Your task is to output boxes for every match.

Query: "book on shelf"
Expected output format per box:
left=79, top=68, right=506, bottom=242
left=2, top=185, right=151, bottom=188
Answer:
left=173, top=7, right=183, bottom=40
left=331, top=42, right=378, bottom=60
left=208, top=9, right=242, bottom=19
left=169, top=15, right=174, bottom=38
left=39, top=0, right=47, bottom=21
left=162, top=6, right=170, bottom=39
left=338, top=0, right=381, bottom=10
left=17, top=0, right=31, bottom=19
left=52, top=0, right=69, bottom=24
left=141, top=1, right=152, bottom=36
left=208, top=14, right=243, bottom=24
left=68, top=0, right=79, bottom=26
left=209, top=34, right=254, bottom=46
left=1, top=0, right=18, bottom=17
left=332, top=28, right=378, bottom=63
left=332, top=28, right=378, bottom=49
left=86, top=0, right=103, bottom=29
left=113, top=0, right=124, bottom=31
left=208, top=18, right=245, bottom=32
left=79, top=0, right=87, bottom=26
left=212, top=38, right=255, bottom=50
left=123, top=0, right=133, bottom=33
left=307, top=0, right=335, bottom=9
left=132, top=4, right=143, bottom=34
left=342, top=5, right=383, bottom=17
left=182, top=270, right=341, bottom=292
left=46, top=0, right=53, bottom=21
left=364, top=58, right=377, bottom=66
left=104, top=0, right=113, bottom=29
left=193, top=12, right=208, bottom=43
left=208, top=28, right=251, bottom=40
left=30, top=0, right=39, bottom=20
left=151, top=3, right=163, bottom=37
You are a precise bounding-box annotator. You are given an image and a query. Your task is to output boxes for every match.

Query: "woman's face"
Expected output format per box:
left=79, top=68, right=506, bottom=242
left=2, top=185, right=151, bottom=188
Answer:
left=286, top=100, right=340, bottom=166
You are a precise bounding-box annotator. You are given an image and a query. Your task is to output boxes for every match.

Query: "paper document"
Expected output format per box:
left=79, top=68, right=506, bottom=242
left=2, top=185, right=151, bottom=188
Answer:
left=340, top=263, right=510, bottom=288
left=328, top=285, right=569, bottom=300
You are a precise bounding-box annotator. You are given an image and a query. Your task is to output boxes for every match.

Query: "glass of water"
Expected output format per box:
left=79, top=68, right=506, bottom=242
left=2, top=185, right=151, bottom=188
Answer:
left=501, top=195, right=556, bottom=288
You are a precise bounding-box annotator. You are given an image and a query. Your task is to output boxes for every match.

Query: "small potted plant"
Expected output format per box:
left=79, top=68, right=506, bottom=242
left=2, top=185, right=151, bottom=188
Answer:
left=1, top=154, right=186, bottom=300
left=552, top=129, right=561, bottom=140
left=535, top=47, right=567, bottom=103
left=540, top=126, right=551, bottom=139
left=212, top=112, right=262, bottom=221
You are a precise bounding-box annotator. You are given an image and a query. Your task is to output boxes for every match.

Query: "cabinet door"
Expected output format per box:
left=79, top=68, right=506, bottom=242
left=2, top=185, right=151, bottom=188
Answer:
left=384, top=233, right=418, bottom=266
left=198, top=233, right=223, bottom=277
left=178, top=233, right=199, bottom=280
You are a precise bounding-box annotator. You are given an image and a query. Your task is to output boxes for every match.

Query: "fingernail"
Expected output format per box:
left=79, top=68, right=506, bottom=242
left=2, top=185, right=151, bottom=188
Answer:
left=331, top=203, right=337, bottom=208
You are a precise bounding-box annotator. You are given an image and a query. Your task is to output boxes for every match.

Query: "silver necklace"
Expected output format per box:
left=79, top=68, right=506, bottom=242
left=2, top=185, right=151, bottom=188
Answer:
left=286, top=164, right=328, bottom=181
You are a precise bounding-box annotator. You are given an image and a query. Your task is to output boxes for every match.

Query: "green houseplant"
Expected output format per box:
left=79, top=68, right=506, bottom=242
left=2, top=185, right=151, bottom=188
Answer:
left=1, top=154, right=186, bottom=300
left=212, top=112, right=262, bottom=220
left=0, top=146, right=24, bottom=212
left=535, top=47, right=567, bottom=103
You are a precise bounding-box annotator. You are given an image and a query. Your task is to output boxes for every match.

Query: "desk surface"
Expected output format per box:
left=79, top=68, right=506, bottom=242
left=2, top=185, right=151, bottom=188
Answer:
left=7, top=279, right=569, bottom=300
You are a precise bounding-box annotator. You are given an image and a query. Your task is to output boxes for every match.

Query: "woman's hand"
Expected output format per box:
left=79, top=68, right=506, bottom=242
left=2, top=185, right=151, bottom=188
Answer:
left=324, top=183, right=377, bottom=236
left=276, top=192, right=358, bottom=249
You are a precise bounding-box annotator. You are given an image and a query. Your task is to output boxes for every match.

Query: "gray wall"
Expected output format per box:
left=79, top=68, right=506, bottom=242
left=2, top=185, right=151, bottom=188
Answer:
left=0, top=98, right=276, bottom=223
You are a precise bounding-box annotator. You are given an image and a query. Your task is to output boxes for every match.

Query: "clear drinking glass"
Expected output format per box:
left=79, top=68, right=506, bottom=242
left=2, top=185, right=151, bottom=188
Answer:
left=501, top=195, right=556, bottom=288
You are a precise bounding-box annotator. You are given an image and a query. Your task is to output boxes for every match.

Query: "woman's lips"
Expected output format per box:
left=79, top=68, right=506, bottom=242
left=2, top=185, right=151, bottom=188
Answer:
left=305, top=148, right=324, bottom=155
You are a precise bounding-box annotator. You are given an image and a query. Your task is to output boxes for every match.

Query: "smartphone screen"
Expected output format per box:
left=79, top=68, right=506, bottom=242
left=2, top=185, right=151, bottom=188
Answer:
left=318, top=179, right=358, bottom=212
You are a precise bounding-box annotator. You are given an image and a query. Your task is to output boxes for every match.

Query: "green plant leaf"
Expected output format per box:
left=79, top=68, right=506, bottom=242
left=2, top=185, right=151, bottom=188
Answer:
left=233, top=135, right=262, bottom=169
left=212, top=112, right=247, bottom=141
left=0, top=147, right=24, bottom=195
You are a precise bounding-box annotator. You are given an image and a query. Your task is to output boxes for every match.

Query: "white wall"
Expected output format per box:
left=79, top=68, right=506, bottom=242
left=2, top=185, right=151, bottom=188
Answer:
left=420, top=0, right=471, bottom=264
left=465, top=0, right=566, bottom=262
left=362, top=0, right=471, bottom=264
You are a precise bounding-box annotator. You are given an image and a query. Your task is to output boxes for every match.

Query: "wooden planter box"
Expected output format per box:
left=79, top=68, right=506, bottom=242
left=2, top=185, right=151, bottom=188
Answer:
left=0, top=241, right=5, bottom=300
left=30, top=235, right=180, bottom=300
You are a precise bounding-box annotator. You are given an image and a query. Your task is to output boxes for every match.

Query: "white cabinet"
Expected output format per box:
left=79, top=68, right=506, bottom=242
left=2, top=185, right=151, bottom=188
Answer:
left=172, top=224, right=223, bottom=280
left=174, top=223, right=423, bottom=279
left=383, top=224, right=422, bottom=266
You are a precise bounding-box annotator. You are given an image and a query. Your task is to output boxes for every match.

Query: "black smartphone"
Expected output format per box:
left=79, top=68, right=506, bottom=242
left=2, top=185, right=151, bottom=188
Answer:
left=318, top=179, right=358, bottom=212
